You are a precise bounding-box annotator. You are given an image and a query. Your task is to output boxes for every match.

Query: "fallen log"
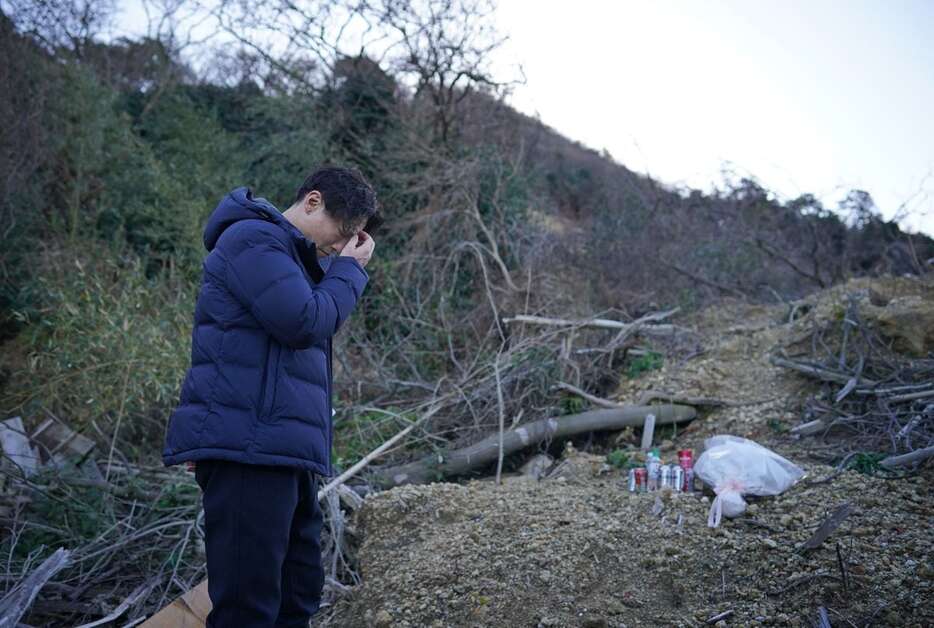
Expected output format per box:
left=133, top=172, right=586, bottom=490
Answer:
left=501, top=313, right=687, bottom=337
left=370, top=404, right=697, bottom=488
left=879, top=445, right=934, bottom=469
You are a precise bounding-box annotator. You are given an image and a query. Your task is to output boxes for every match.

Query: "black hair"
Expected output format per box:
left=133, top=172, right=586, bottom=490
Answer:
left=293, top=165, right=384, bottom=236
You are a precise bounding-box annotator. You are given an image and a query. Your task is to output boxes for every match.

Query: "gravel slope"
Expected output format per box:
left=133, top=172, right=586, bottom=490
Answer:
left=327, top=278, right=934, bottom=627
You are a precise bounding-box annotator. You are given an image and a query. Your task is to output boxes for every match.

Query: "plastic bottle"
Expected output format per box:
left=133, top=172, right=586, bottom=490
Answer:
left=646, top=448, right=662, bottom=491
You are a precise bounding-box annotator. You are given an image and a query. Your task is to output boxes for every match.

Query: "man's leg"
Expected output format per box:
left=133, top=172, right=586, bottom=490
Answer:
left=275, top=470, right=326, bottom=628
left=195, top=459, right=301, bottom=628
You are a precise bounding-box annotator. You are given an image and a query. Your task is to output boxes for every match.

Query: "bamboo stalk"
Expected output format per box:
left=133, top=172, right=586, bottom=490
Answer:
left=371, top=404, right=696, bottom=488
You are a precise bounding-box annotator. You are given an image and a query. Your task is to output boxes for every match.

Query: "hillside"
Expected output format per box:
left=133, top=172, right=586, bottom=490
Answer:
left=327, top=276, right=934, bottom=627
left=2, top=4, right=933, bottom=625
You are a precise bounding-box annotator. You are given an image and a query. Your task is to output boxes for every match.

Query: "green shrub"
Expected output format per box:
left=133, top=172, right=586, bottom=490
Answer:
left=1, top=238, right=196, bottom=455
left=333, top=406, right=420, bottom=470
left=625, top=350, right=663, bottom=378
left=605, top=449, right=631, bottom=469
left=559, top=394, right=587, bottom=415
left=843, top=451, right=888, bottom=475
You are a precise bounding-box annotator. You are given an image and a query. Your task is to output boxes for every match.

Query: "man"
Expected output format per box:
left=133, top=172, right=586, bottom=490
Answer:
left=163, top=166, right=379, bottom=627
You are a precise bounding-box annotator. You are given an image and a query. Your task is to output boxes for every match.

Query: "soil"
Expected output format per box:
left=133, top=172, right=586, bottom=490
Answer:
left=325, top=276, right=934, bottom=627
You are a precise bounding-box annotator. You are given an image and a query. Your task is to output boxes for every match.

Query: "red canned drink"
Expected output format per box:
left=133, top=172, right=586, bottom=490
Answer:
left=633, top=467, right=647, bottom=493
left=678, top=449, right=694, bottom=492
left=677, top=449, right=694, bottom=469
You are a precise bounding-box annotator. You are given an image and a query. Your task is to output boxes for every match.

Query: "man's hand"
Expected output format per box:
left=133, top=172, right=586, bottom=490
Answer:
left=339, top=230, right=375, bottom=268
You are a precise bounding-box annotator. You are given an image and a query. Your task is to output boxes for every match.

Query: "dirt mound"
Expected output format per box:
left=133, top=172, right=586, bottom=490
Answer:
left=328, top=276, right=934, bottom=627
left=332, top=463, right=929, bottom=627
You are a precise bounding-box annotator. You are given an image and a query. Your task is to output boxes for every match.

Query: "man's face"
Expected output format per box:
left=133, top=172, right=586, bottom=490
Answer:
left=288, top=190, right=364, bottom=257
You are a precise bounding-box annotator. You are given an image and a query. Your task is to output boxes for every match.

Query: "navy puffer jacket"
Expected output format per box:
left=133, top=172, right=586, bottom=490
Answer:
left=162, top=187, right=369, bottom=477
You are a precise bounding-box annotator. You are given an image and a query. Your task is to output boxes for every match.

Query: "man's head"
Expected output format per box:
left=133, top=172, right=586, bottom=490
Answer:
left=284, top=165, right=383, bottom=257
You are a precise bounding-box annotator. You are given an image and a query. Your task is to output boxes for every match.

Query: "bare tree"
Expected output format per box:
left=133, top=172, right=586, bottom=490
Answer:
left=208, top=0, right=519, bottom=146
left=0, top=0, right=116, bottom=57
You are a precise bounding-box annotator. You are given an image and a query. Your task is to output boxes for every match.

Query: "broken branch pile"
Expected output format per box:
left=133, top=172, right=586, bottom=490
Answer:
left=771, top=292, right=934, bottom=469
left=349, top=307, right=701, bottom=488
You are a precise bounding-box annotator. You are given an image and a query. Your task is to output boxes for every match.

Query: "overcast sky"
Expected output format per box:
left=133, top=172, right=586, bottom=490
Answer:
left=113, top=0, right=934, bottom=236
left=492, top=0, right=934, bottom=235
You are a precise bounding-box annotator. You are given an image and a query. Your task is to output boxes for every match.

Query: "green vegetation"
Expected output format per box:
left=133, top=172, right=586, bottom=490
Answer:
left=605, top=449, right=632, bottom=469
left=625, top=351, right=664, bottom=378
left=333, top=406, right=421, bottom=469
left=842, top=451, right=889, bottom=475
left=559, top=394, right=587, bottom=416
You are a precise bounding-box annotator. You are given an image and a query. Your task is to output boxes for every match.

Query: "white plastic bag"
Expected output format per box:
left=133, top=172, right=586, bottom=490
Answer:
left=693, top=435, right=805, bottom=527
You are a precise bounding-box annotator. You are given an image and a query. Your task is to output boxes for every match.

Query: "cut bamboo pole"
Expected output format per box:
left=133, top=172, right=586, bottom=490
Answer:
left=371, top=404, right=696, bottom=488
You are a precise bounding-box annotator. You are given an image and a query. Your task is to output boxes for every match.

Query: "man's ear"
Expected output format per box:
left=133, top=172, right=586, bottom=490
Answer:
left=304, top=190, right=323, bottom=213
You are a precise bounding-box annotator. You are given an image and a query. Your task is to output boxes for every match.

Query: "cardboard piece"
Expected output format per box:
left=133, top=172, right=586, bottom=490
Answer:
left=140, top=579, right=210, bottom=627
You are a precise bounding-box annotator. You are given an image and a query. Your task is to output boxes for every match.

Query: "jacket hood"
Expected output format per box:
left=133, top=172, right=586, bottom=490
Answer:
left=204, top=187, right=326, bottom=282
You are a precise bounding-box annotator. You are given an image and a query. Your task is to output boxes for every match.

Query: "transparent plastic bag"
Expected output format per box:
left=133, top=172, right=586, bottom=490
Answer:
left=694, top=435, right=805, bottom=527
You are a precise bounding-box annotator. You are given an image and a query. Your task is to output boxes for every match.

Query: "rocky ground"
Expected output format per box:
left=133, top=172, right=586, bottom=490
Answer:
left=324, top=276, right=934, bottom=627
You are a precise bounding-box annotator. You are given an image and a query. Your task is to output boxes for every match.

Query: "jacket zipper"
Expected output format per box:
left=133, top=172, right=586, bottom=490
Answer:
left=266, top=343, right=281, bottom=417
left=258, top=342, right=280, bottom=420
left=256, top=342, right=271, bottom=419
left=326, top=336, right=333, bottom=477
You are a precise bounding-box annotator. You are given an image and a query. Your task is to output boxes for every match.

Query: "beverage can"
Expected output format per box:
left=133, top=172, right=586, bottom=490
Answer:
left=634, top=467, right=647, bottom=493
left=677, top=448, right=694, bottom=469
left=671, top=466, right=684, bottom=492
left=627, top=468, right=638, bottom=492
left=677, top=449, right=694, bottom=492
left=659, top=464, right=672, bottom=489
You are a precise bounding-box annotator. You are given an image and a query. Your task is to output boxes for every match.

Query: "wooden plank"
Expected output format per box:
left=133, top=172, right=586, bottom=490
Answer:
left=31, top=418, right=96, bottom=465
left=640, top=413, right=656, bottom=451
left=0, top=416, right=40, bottom=477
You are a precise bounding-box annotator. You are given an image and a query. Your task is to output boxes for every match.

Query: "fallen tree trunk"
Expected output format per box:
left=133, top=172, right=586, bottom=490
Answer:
left=370, top=404, right=697, bottom=488
left=879, top=445, right=934, bottom=469
left=501, top=313, right=687, bottom=337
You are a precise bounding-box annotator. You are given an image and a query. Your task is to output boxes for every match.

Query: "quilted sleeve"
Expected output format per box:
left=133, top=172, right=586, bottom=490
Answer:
left=224, top=223, right=369, bottom=349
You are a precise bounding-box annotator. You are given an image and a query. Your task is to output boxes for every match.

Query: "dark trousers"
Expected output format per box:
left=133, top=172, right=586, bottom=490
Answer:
left=194, top=459, right=326, bottom=628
